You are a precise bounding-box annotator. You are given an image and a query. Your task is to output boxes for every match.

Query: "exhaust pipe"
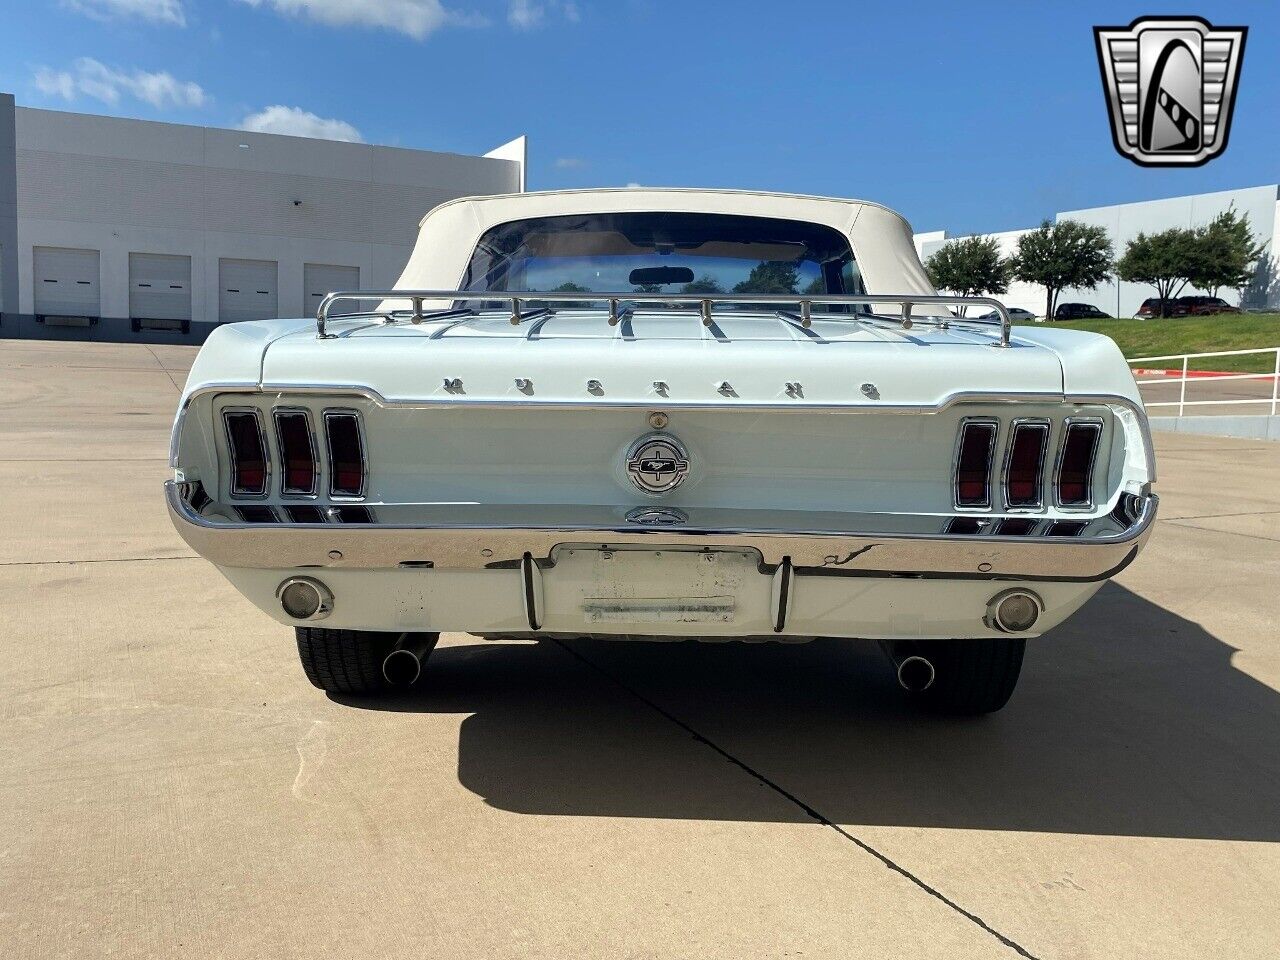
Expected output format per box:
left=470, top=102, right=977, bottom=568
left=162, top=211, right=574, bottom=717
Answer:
left=879, top=641, right=936, bottom=693
left=381, top=632, right=440, bottom=688
left=896, top=655, right=936, bottom=693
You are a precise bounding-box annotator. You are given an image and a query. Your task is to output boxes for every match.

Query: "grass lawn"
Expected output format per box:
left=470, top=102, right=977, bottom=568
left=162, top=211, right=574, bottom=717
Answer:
left=1027, top=313, right=1280, bottom=372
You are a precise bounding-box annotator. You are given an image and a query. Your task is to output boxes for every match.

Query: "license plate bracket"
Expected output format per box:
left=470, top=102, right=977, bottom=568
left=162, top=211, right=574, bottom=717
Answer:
left=550, top=545, right=760, bottom=625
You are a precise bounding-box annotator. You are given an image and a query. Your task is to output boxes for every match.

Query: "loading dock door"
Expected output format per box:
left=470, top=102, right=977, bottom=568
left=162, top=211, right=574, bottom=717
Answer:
left=34, top=246, right=100, bottom=319
left=218, top=258, right=278, bottom=323
left=129, top=253, right=192, bottom=331
left=304, top=263, right=360, bottom=317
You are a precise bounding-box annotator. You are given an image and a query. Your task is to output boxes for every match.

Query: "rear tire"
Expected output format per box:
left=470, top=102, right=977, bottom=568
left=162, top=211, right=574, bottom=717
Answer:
left=911, top=637, right=1026, bottom=715
left=294, top=628, right=413, bottom=694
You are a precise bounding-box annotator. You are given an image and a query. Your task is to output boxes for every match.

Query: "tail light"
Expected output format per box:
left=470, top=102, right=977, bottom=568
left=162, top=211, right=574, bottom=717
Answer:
left=223, top=410, right=268, bottom=496
left=1056, top=421, right=1101, bottom=507
left=324, top=411, right=366, bottom=497
left=955, top=420, right=997, bottom=508
left=274, top=410, right=317, bottom=495
left=1003, top=420, right=1048, bottom=508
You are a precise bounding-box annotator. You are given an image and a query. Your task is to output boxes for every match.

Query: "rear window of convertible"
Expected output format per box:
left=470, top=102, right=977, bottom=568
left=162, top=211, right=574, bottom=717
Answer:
left=460, top=212, right=865, bottom=308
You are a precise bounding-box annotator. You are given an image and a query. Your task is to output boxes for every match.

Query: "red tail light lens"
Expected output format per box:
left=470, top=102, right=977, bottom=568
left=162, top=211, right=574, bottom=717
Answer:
left=324, top=411, right=365, bottom=497
left=224, top=411, right=267, bottom=496
left=1057, top=422, right=1101, bottom=507
left=1004, top=421, right=1048, bottom=508
left=274, top=411, right=317, bottom=495
left=955, top=421, right=996, bottom=508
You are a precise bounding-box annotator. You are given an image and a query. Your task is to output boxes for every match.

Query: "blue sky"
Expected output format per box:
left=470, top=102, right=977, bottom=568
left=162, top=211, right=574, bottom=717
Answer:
left=1, top=0, right=1275, bottom=235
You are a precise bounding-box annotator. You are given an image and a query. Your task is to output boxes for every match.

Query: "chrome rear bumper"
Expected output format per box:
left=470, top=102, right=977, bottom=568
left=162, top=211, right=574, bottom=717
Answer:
left=165, top=481, right=1157, bottom=582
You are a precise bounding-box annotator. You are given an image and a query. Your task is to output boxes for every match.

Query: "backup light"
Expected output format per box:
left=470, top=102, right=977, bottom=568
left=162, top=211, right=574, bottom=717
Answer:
left=987, top=590, right=1042, bottom=633
left=277, top=577, right=333, bottom=621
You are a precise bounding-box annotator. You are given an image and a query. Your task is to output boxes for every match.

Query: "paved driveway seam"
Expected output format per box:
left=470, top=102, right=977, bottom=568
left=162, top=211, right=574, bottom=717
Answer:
left=551, top=638, right=1043, bottom=960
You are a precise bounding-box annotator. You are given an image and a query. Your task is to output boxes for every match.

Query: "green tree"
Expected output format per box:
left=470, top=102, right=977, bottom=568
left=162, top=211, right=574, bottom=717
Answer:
left=1115, top=228, right=1202, bottom=317
left=733, top=261, right=799, bottom=294
left=924, top=235, right=1009, bottom=315
left=681, top=275, right=724, bottom=294
left=1192, top=209, right=1264, bottom=298
left=543, top=280, right=591, bottom=308
left=1011, top=219, right=1113, bottom=321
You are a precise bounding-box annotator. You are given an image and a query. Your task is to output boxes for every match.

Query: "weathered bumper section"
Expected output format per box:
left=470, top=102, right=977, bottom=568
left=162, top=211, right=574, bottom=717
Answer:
left=166, top=480, right=1156, bottom=639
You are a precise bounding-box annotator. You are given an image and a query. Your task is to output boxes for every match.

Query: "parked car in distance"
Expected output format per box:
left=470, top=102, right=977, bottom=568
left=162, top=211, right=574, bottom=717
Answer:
left=1176, top=295, right=1242, bottom=316
left=1055, top=302, right=1110, bottom=320
left=1135, top=297, right=1179, bottom=318
left=976, top=306, right=1039, bottom=323
left=166, top=187, right=1157, bottom=716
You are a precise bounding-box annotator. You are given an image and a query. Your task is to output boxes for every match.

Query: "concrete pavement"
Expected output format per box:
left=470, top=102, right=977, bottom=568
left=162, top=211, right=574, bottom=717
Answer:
left=2, top=340, right=1278, bottom=960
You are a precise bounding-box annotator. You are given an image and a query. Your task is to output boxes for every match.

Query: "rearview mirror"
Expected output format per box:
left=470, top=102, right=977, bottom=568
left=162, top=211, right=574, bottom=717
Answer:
left=629, top=266, right=694, bottom=286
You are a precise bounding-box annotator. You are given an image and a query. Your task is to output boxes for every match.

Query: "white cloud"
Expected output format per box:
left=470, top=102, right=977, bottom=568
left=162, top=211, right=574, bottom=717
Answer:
left=34, top=68, right=76, bottom=101
left=508, top=0, right=579, bottom=30
left=625, top=182, right=643, bottom=188
left=239, top=105, right=364, bottom=143
left=507, top=0, right=542, bottom=29
left=33, top=59, right=205, bottom=109
left=62, top=0, right=186, bottom=26
left=237, top=0, right=488, bottom=40
left=554, top=157, right=585, bottom=169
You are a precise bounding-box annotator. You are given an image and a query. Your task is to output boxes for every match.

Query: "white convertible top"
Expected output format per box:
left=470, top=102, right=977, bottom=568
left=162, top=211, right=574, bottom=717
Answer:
left=393, top=187, right=938, bottom=300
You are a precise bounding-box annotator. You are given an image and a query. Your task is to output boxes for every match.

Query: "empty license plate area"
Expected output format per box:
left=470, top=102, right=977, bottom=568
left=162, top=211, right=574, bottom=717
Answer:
left=546, top=545, right=766, bottom=626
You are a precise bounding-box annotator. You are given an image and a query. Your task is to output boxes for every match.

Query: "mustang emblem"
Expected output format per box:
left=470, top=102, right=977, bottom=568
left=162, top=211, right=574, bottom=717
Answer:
left=625, top=433, right=690, bottom=495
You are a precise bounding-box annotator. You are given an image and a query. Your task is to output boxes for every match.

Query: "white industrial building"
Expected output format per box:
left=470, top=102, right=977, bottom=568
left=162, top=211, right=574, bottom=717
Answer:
left=4, top=88, right=1277, bottom=341
left=0, top=92, right=524, bottom=342
left=916, top=184, right=1280, bottom=318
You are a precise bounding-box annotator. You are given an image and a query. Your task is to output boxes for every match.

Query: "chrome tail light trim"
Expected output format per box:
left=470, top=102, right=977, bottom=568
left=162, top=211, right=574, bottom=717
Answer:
left=273, top=408, right=319, bottom=497
left=954, top=418, right=998, bottom=510
left=1055, top=419, right=1103, bottom=509
left=1002, top=418, right=1050, bottom=509
left=323, top=409, right=367, bottom=499
left=222, top=408, right=270, bottom=498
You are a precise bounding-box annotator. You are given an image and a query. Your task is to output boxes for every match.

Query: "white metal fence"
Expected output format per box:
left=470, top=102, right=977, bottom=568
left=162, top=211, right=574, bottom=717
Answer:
left=1128, top=347, right=1280, bottom=416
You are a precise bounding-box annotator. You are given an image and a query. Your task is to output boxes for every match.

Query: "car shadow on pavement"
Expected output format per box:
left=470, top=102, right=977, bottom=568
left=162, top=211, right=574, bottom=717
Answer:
left=335, top=582, right=1280, bottom=841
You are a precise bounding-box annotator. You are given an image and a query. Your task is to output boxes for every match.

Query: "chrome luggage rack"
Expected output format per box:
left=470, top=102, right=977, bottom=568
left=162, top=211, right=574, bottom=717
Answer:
left=315, top=290, right=1015, bottom=346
